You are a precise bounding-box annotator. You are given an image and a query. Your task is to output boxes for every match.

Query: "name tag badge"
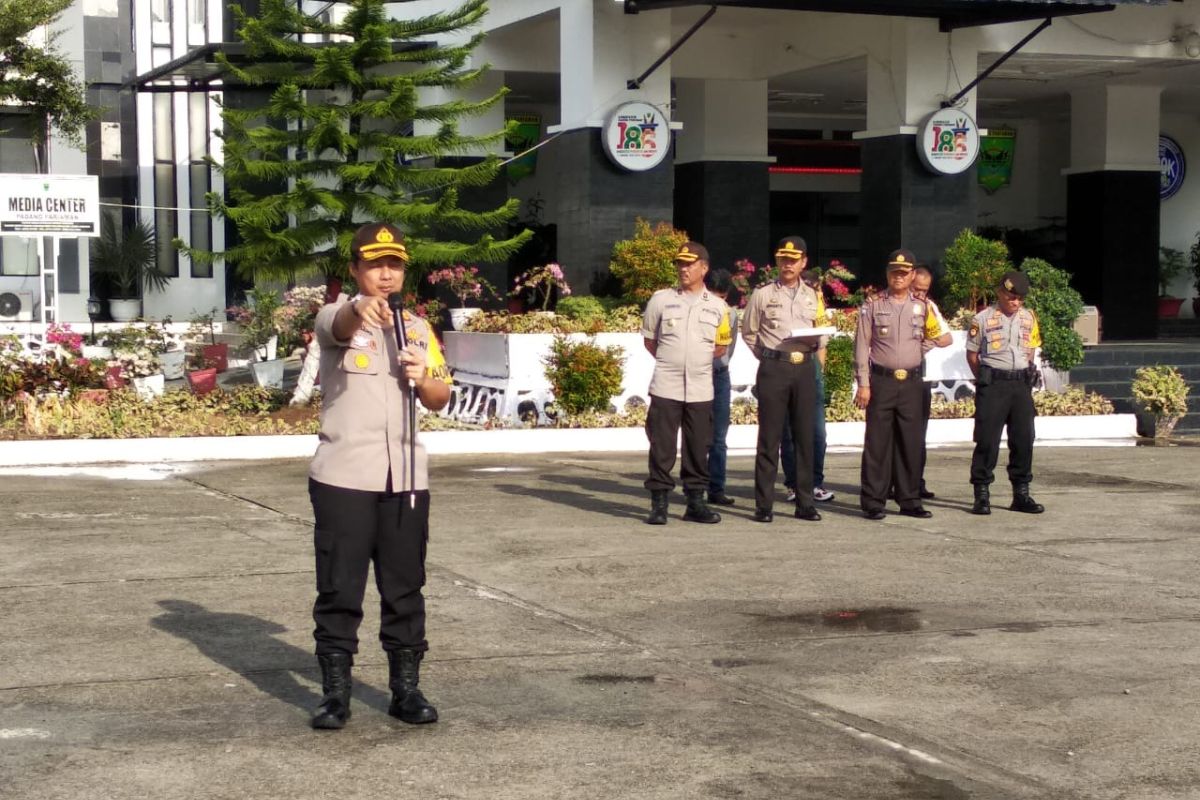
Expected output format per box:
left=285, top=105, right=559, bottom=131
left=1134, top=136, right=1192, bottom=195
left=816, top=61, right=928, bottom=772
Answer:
left=913, top=303, right=922, bottom=315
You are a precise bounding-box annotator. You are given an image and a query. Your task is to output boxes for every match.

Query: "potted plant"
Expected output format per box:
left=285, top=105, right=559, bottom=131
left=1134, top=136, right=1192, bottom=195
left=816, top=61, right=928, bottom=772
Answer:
left=510, top=263, right=571, bottom=315
left=1189, top=232, right=1200, bottom=317
left=1158, top=246, right=1187, bottom=319
left=428, top=265, right=495, bottom=329
left=1131, top=365, right=1190, bottom=439
left=90, top=216, right=170, bottom=322
left=186, top=309, right=228, bottom=372
left=184, top=347, right=219, bottom=396
left=230, top=289, right=284, bottom=388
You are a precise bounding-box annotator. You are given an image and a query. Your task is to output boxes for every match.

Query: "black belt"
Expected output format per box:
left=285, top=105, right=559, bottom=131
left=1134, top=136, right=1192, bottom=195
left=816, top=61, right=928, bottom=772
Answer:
left=986, top=366, right=1029, bottom=380
left=759, top=347, right=812, bottom=364
left=870, top=363, right=923, bottom=381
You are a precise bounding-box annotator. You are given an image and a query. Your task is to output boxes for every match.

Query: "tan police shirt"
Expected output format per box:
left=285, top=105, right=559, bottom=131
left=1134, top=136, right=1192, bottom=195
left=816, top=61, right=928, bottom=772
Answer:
left=741, top=280, right=827, bottom=355
left=854, top=293, right=950, bottom=387
left=966, top=306, right=1042, bottom=370
left=642, top=287, right=733, bottom=403
left=309, top=298, right=453, bottom=492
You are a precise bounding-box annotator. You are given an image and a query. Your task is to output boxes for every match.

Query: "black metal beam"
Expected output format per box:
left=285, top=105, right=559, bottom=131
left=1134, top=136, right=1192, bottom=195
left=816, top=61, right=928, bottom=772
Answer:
left=628, top=5, right=719, bottom=89
left=942, top=17, right=1051, bottom=106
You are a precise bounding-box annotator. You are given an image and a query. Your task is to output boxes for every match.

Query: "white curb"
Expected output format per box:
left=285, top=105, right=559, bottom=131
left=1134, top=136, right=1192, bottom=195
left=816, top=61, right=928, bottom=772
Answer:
left=0, top=414, right=1138, bottom=466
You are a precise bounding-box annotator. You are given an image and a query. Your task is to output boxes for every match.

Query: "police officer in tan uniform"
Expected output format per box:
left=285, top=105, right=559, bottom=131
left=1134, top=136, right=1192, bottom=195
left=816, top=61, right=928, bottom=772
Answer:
left=742, top=236, right=826, bottom=523
left=854, top=249, right=951, bottom=520
left=307, top=222, right=453, bottom=730
left=966, top=270, right=1045, bottom=516
left=642, top=241, right=733, bottom=525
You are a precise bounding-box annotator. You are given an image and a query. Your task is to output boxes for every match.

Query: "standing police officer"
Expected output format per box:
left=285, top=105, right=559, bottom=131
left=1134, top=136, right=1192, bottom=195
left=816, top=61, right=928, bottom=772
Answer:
left=966, top=270, right=1045, bottom=515
left=742, top=236, right=826, bottom=523
left=854, top=249, right=951, bottom=520
left=642, top=241, right=733, bottom=525
left=307, top=222, right=454, bottom=730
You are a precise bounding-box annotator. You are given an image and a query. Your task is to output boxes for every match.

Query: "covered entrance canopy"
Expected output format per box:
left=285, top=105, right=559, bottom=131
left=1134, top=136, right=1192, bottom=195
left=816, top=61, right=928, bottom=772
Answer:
left=624, top=0, right=1167, bottom=31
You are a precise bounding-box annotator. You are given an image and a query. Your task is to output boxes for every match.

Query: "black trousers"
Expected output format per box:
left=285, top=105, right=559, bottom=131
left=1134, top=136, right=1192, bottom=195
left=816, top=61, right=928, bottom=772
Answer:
left=861, top=373, right=924, bottom=511
left=754, top=358, right=816, bottom=511
left=644, top=395, right=713, bottom=493
left=309, top=478, right=430, bottom=656
left=970, top=380, right=1036, bottom=487
left=919, top=381, right=932, bottom=491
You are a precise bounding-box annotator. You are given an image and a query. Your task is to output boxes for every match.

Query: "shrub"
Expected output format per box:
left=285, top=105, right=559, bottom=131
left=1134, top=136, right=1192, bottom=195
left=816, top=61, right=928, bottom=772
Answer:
left=823, top=336, right=855, bottom=404
left=1132, top=365, right=1190, bottom=418
left=1020, top=257, right=1085, bottom=372
left=1033, top=387, right=1114, bottom=416
left=556, top=295, right=606, bottom=325
left=1159, top=246, right=1187, bottom=297
left=941, top=229, right=1010, bottom=314
left=609, top=218, right=688, bottom=306
left=543, top=336, right=625, bottom=415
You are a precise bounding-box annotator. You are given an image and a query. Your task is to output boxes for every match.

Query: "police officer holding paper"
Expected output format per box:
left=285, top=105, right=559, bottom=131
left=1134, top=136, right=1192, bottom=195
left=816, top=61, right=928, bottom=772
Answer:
left=742, top=236, right=826, bottom=524
left=854, top=249, right=951, bottom=520
left=966, top=270, right=1045, bottom=516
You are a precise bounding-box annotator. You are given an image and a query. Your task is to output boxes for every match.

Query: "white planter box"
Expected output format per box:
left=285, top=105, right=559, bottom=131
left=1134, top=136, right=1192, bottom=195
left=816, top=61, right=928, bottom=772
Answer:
left=251, top=358, right=285, bottom=389
left=160, top=349, right=186, bottom=380
left=131, top=373, right=165, bottom=400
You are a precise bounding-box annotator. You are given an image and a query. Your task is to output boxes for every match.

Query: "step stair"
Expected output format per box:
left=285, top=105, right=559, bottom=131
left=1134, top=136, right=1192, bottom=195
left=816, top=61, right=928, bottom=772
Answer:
left=1069, top=342, right=1200, bottom=433
left=1157, top=317, right=1200, bottom=340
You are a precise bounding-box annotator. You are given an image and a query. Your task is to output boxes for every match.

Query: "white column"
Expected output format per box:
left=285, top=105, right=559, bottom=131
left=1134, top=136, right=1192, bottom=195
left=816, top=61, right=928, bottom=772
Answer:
left=865, top=19, right=978, bottom=134
left=555, top=0, right=672, bottom=132
left=673, top=79, right=768, bottom=164
left=1067, top=84, right=1161, bottom=174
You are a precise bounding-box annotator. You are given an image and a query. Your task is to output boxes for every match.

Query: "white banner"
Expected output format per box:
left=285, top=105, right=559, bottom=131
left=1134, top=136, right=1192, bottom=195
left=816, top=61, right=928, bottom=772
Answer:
left=0, top=174, right=100, bottom=237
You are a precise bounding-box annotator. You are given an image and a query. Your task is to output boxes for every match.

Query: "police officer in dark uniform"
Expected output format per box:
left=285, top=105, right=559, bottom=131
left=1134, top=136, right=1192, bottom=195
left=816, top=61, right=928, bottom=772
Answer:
left=966, top=270, right=1045, bottom=515
left=742, top=236, right=826, bottom=523
left=854, top=249, right=951, bottom=520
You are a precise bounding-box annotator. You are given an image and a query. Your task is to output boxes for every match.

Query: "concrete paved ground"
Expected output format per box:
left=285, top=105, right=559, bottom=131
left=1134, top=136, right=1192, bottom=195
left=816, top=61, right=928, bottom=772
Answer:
left=2, top=442, right=1200, bottom=799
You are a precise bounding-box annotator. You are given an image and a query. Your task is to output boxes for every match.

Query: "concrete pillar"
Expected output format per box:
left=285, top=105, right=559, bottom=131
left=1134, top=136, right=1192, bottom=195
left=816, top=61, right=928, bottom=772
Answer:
left=550, top=0, right=674, bottom=294
left=1065, top=85, right=1161, bottom=340
left=858, top=19, right=979, bottom=281
left=673, top=79, right=771, bottom=272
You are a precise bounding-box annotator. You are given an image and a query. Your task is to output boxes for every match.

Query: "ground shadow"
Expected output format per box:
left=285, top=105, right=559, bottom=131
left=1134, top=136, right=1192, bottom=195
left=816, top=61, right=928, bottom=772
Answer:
left=494, top=480, right=646, bottom=520
left=151, top=599, right=390, bottom=715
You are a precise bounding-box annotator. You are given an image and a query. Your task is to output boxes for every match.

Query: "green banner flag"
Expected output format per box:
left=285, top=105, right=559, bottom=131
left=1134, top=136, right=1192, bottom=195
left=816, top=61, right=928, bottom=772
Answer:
left=506, top=114, right=541, bottom=184
left=978, top=128, right=1016, bottom=193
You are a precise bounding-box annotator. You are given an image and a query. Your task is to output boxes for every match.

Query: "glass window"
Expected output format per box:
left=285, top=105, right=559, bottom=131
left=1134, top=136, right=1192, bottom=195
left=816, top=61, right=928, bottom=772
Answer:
left=189, top=0, right=205, bottom=26
left=154, top=94, right=174, bottom=162
left=154, top=165, right=179, bottom=278
left=151, top=0, right=170, bottom=23
left=188, top=93, right=208, bottom=161
left=189, top=164, right=211, bottom=276
left=0, top=237, right=38, bottom=276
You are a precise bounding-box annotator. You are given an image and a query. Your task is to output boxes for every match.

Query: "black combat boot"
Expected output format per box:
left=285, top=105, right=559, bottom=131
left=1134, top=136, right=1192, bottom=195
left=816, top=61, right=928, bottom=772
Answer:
left=1010, top=484, right=1045, bottom=514
left=683, top=490, right=720, bottom=523
left=645, top=490, right=668, bottom=525
left=387, top=649, right=438, bottom=724
left=310, top=652, right=353, bottom=730
left=971, top=484, right=991, bottom=516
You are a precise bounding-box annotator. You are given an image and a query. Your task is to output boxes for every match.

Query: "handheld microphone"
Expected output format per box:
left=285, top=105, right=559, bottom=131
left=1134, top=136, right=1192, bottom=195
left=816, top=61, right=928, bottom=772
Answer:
left=387, top=291, right=417, bottom=507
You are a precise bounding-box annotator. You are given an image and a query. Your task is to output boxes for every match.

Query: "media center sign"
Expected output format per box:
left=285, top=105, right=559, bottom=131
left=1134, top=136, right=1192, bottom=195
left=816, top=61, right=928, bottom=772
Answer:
left=602, top=102, right=670, bottom=172
left=917, top=110, right=980, bottom=176
left=0, top=174, right=100, bottom=237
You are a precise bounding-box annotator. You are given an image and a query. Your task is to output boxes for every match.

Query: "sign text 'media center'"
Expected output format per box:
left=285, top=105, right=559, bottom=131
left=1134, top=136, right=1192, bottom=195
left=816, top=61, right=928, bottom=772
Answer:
left=8, top=197, right=88, bottom=214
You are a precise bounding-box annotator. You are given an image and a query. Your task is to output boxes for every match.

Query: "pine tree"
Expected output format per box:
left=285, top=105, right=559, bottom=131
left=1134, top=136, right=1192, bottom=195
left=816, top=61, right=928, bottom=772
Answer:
left=185, top=0, right=529, bottom=286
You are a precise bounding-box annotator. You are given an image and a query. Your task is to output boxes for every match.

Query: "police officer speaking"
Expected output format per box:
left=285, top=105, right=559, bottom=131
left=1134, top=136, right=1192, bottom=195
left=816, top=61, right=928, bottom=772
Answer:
left=642, top=241, right=733, bottom=525
left=307, top=222, right=454, bottom=730
left=742, top=236, right=826, bottom=524
left=966, top=270, right=1045, bottom=516
left=854, top=249, right=951, bottom=520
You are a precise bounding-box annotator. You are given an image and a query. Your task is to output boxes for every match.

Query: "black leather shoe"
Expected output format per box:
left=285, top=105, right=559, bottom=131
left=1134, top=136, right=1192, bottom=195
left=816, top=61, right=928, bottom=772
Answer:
left=683, top=490, right=721, bottom=523
left=795, top=505, right=821, bottom=521
left=311, top=652, right=353, bottom=730
left=1010, top=484, right=1045, bottom=514
left=899, top=506, right=932, bottom=519
left=863, top=508, right=886, bottom=521
left=387, top=649, right=438, bottom=725
left=919, top=487, right=936, bottom=500
left=707, top=491, right=736, bottom=506
left=971, top=485, right=991, bottom=516
left=753, top=508, right=774, bottom=523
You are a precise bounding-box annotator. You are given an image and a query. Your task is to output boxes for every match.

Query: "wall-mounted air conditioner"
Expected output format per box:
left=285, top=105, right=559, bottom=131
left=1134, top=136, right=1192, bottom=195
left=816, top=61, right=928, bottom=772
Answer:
left=0, top=291, right=34, bottom=322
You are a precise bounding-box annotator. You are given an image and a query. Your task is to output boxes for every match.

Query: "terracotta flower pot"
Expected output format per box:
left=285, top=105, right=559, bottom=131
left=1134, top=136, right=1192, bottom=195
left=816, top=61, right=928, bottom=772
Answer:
left=202, top=343, right=229, bottom=373
left=1158, top=296, right=1184, bottom=319
left=103, top=366, right=126, bottom=390
left=186, top=367, right=218, bottom=396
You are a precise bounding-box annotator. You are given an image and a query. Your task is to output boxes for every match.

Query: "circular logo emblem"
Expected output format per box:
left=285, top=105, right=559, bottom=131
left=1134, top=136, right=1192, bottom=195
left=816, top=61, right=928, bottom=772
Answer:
left=1160, top=134, right=1185, bottom=200
left=354, top=353, right=370, bottom=369
left=916, top=109, right=980, bottom=175
left=602, top=102, right=670, bottom=173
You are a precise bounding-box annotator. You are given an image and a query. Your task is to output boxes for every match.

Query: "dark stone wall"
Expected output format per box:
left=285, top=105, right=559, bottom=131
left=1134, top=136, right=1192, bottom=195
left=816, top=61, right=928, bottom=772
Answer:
left=1067, top=171, right=1159, bottom=340
left=859, top=134, right=975, bottom=281
left=674, top=161, right=770, bottom=272
left=552, top=128, right=674, bottom=295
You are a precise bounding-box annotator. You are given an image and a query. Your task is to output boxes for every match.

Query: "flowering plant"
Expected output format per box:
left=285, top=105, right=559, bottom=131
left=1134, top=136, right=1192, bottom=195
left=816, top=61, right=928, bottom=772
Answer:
left=401, top=292, right=445, bottom=324
left=46, top=323, right=83, bottom=354
left=818, top=259, right=857, bottom=305
left=227, top=289, right=282, bottom=360
left=275, top=286, right=326, bottom=353
left=729, top=259, right=778, bottom=308
left=427, top=265, right=496, bottom=308
left=116, top=345, right=161, bottom=380
left=511, top=263, right=571, bottom=311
